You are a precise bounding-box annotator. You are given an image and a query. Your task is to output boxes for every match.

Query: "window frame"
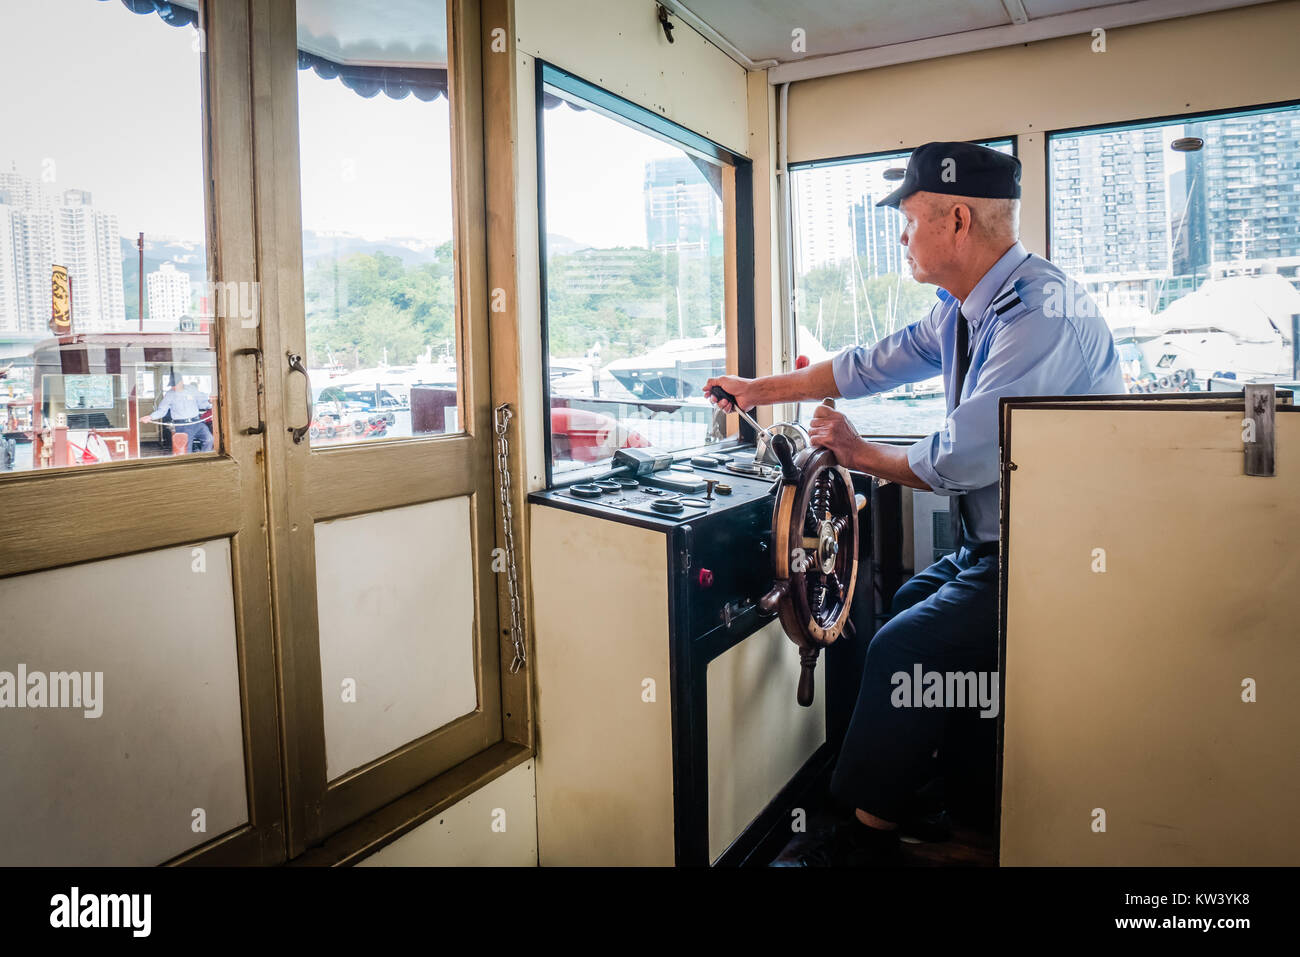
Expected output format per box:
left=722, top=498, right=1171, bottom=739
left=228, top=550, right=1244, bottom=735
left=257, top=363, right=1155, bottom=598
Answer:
left=534, top=59, right=755, bottom=488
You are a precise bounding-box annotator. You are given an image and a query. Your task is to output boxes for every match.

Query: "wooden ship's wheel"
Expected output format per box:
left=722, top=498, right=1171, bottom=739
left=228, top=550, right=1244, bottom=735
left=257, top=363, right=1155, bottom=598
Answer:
left=758, top=412, right=865, bottom=707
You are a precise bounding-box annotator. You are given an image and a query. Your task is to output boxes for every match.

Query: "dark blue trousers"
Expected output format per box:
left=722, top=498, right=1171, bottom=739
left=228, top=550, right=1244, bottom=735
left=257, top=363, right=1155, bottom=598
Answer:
left=829, top=545, right=999, bottom=822
left=175, top=422, right=214, bottom=453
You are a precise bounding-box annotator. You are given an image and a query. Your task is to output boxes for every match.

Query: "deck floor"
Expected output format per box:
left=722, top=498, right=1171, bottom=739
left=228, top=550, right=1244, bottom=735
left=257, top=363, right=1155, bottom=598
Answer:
left=766, top=807, right=996, bottom=867
left=758, top=764, right=998, bottom=867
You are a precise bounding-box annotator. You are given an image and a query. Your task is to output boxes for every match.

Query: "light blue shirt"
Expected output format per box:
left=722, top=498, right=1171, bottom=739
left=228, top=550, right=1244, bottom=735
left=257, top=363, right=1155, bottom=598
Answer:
left=150, top=386, right=211, bottom=424
left=831, top=241, right=1125, bottom=545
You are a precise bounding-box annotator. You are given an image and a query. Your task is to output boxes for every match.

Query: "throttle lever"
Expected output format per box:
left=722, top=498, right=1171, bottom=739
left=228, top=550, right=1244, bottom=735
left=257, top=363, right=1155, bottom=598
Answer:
left=708, top=385, right=770, bottom=439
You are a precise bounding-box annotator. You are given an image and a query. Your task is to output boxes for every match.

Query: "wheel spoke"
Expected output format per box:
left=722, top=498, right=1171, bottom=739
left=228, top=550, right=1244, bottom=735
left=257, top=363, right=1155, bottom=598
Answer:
left=810, top=470, right=834, bottom=524
left=808, top=577, right=827, bottom=613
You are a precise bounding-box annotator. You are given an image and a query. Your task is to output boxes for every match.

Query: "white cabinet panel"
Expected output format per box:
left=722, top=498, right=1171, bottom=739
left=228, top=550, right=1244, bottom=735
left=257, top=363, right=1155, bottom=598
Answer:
left=315, top=497, right=478, bottom=780
left=0, top=539, right=246, bottom=865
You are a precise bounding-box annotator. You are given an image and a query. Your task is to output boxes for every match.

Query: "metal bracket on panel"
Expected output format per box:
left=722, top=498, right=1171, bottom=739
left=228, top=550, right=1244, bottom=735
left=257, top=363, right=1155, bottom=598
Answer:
left=1244, top=384, right=1275, bottom=477
left=656, top=4, right=674, bottom=43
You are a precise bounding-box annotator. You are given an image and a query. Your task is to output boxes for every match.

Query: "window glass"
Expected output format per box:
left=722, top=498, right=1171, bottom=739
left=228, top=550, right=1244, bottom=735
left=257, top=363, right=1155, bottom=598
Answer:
left=790, top=140, right=1014, bottom=436
left=296, top=0, right=459, bottom=445
left=0, top=0, right=214, bottom=472
left=540, top=87, right=728, bottom=476
left=1050, top=105, right=1300, bottom=393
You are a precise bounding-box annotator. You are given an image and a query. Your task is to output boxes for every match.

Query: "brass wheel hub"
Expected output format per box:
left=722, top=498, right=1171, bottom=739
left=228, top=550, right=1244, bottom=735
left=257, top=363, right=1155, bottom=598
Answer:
left=817, top=520, right=839, bottom=574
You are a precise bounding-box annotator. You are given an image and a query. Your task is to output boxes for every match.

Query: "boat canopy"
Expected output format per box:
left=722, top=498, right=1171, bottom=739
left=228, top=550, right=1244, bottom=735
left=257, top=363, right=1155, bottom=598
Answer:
left=1150, top=274, right=1300, bottom=343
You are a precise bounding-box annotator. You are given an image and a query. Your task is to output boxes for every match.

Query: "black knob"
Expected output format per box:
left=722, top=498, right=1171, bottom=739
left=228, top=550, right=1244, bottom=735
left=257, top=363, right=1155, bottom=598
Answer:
left=771, top=433, right=799, bottom=484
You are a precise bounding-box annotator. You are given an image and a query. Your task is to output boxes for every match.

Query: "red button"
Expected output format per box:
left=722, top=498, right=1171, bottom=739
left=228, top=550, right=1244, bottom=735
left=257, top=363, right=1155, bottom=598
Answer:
left=795, top=355, right=810, bottom=369
left=698, top=568, right=714, bottom=588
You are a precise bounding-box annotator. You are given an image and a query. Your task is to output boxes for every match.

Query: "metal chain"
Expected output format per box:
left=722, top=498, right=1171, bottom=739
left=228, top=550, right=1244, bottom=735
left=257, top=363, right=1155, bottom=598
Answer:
left=494, top=403, right=526, bottom=674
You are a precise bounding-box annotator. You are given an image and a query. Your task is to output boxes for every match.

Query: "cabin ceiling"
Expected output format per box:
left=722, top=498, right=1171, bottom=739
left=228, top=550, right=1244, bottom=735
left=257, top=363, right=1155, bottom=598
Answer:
left=680, top=0, right=1032, bottom=61
left=268, top=1, right=1272, bottom=76
left=665, top=0, right=1275, bottom=79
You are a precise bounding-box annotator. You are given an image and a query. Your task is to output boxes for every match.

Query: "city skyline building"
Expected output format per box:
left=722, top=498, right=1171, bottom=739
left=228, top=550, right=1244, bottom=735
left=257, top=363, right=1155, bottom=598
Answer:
left=0, top=164, right=125, bottom=335
left=1049, top=107, right=1300, bottom=313
left=1179, top=109, right=1300, bottom=275
left=147, top=261, right=192, bottom=327
left=643, top=156, right=720, bottom=256
left=793, top=160, right=878, bottom=272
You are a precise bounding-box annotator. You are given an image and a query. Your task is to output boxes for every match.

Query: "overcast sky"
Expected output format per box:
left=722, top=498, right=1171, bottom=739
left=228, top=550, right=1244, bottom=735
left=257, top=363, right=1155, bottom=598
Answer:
left=0, top=0, right=695, bottom=252
left=541, top=103, right=697, bottom=250
left=0, top=0, right=207, bottom=241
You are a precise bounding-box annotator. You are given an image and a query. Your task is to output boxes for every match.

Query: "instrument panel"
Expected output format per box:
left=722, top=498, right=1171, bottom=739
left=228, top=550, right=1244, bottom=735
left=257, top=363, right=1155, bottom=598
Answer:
left=531, top=446, right=781, bottom=527
left=530, top=442, right=873, bottom=645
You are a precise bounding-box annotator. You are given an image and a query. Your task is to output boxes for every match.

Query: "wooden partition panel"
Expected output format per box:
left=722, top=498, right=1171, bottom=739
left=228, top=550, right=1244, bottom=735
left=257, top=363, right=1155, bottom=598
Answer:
left=999, top=397, right=1299, bottom=865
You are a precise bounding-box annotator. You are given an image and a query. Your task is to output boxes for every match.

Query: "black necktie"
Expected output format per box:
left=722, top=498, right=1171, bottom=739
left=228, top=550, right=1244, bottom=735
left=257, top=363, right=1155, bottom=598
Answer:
left=949, top=309, right=973, bottom=550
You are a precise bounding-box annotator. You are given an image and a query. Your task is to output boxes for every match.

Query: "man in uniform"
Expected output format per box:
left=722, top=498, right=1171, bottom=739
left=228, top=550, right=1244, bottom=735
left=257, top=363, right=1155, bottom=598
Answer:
left=140, top=373, right=214, bottom=453
left=705, top=141, right=1124, bottom=865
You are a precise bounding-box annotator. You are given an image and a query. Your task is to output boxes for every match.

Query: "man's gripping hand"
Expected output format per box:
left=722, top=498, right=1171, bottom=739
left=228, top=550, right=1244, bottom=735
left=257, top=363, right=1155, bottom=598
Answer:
left=808, top=402, right=864, bottom=467
left=703, top=375, right=758, bottom=413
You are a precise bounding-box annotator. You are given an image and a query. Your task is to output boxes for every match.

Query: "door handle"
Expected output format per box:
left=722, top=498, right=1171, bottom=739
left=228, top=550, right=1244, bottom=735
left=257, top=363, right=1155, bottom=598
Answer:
left=234, top=347, right=264, bottom=435
left=286, top=351, right=312, bottom=444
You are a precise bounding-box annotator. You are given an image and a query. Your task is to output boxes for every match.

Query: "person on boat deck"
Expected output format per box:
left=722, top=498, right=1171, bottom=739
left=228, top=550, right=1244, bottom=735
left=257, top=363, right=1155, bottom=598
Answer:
left=140, top=373, right=214, bottom=453
left=705, top=141, right=1124, bottom=866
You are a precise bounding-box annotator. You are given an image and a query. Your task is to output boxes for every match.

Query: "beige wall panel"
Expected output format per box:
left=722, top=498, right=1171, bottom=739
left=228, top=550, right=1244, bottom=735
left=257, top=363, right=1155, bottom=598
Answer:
left=357, top=759, right=538, bottom=866
left=0, top=540, right=246, bottom=865
left=515, top=0, right=749, bottom=156
left=1001, top=407, right=1300, bottom=865
left=315, top=498, right=479, bottom=781
left=530, top=504, right=675, bottom=865
left=706, top=620, right=824, bottom=862
left=786, top=0, right=1300, bottom=253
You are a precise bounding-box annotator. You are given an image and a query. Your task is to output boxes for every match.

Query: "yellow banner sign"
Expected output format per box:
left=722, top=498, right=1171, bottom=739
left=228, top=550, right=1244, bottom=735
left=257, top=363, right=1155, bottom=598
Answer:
left=50, top=264, right=72, bottom=335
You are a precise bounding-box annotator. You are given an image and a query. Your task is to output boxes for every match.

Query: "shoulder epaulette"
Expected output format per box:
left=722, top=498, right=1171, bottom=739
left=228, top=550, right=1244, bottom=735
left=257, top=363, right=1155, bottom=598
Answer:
left=992, top=285, right=1021, bottom=316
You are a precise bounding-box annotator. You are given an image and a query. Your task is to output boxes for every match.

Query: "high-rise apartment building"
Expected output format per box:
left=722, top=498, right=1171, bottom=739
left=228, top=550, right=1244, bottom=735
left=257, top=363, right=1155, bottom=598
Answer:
left=0, top=201, right=18, bottom=325
left=1049, top=126, right=1171, bottom=278
left=1179, top=110, right=1300, bottom=274
left=643, top=157, right=719, bottom=256
left=792, top=161, right=877, bottom=272
left=1050, top=106, right=1300, bottom=310
left=0, top=167, right=125, bottom=335
left=147, top=261, right=192, bottom=326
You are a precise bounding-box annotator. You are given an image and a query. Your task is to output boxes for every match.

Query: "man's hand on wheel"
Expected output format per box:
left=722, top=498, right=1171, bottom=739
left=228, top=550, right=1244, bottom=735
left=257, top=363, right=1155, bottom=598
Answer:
left=703, top=375, right=757, bottom=413
left=808, top=402, right=863, bottom=465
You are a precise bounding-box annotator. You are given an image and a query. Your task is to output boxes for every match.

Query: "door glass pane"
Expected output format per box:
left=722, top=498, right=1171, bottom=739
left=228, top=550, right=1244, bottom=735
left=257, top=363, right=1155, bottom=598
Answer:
left=540, top=89, right=728, bottom=476
left=296, top=0, right=459, bottom=446
left=1049, top=105, right=1300, bottom=394
left=790, top=140, right=1015, bottom=436
left=0, top=0, right=214, bottom=473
